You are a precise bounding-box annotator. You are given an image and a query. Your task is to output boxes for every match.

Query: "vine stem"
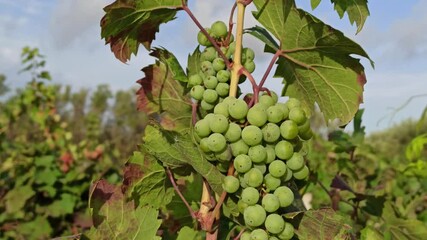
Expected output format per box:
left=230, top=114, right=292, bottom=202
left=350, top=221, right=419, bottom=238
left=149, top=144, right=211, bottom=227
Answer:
left=166, top=167, right=197, bottom=219
left=259, top=49, right=282, bottom=89
left=229, top=1, right=246, bottom=97
left=225, top=3, right=237, bottom=46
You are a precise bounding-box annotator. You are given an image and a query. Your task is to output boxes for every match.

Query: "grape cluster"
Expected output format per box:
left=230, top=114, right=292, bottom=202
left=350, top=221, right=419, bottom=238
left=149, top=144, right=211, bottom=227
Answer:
left=189, top=21, right=255, bottom=111
left=194, top=91, right=313, bottom=239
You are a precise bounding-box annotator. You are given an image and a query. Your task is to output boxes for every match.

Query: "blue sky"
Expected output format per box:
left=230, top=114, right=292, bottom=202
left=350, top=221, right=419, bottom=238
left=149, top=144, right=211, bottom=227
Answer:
left=0, top=0, right=426, bottom=134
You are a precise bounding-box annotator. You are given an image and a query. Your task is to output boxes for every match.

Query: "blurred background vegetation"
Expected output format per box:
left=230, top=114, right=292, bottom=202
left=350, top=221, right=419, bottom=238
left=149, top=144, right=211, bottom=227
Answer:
left=0, top=48, right=426, bottom=239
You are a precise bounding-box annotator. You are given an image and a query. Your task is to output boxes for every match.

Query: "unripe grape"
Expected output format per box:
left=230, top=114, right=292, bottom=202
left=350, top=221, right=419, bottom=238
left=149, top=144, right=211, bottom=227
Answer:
left=289, top=107, right=307, bottom=125
left=244, top=48, right=255, bottom=61
left=200, top=100, right=215, bottom=111
left=244, top=204, right=266, bottom=227
left=204, top=113, right=215, bottom=123
left=229, top=99, right=249, bottom=120
left=277, top=222, right=294, bottom=240
left=215, top=146, right=232, bottom=162
left=203, top=69, right=216, bottom=77
left=250, top=229, right=268, bottom=240
left=267, top=105, right=284, bottom=123
left=204, top=76, right=218, bottom=89
left=259, top=94, right=275, bottom=107
left=216, top=70, right=230, bottom=82
left=244, top=168, right=264, bottom=187
left=215, top=82, right=229, bottom=97
left=217, top=162, right=229, bottom=173
left=262, top=194, right=280, bottom=212
left=194, top=119, right=210, bottom=137
left=269, top=237, right=280, bottom=240
left=227, top=42, right=236, bottom=57
left=253, top=163, right=267, bottom=174
left=247, top=103, right=268, bottom=127
left=209, top=114, right=229, bottom=133
left=208, top=133, right=227, bottom=152
left=274, top=186, right=294, bottom=208
left=262, top=123, right=281, bottom=143
left=241, top=125, right=263, bottom=146
left=277, top=103, right=289, bottom=120
left=264, top=174, right=281, bottom=192
left=239, top=175, right=248, bottom=188
left=265, top=214, right=285, bottom=234
left=280, top=120, right=299, bottom=140
left=286, top=152, right=304, bottom=171
left=244, top=60, right=256, bottom=73
left=299, top=129, right=313, bottom=141
left=200, top=60, right=213, bottom=72
left=265, top=145, right=276, bottom=164
left=211, top=21, right=228, bottom=38
left=197, top=28, right=212, bottom=46
left=241, top=187, right=259, bottom=205
left=188, top=74, right=203, bottom=86
left=297, top=119, right=311, bottom=134
left=293, top=165, right=309, bottom=180
left=230, top=139, right=249, bottom=156
left=203, top=89, right=218, bottom=103
left=275, top=140, right=294, bottom=160
left=212, top=58, right=226, bottom=71
left=269, top=160, right=287, bottom=178
left=234, top=154, right=252, bottom=173
left=286, top=98, right=301, bottom=109
left=240, top=232, right=251, bottom=240
left=214, top=102, right=229, bottom=117
left=199, top=138, right=211, bottom=153
left=224, top=122, right=241, bottom=142
left=191, top=85, right=205, bottom=100
left=270, top=91, right=279, bottom=104
left=222, top=176, right=240, bottom=193
left=222, top=96, right=236, bottom=105
left=282, top=166, right=293, bottom=182
left=241, top=51, right=247, bottom=64
left=248, top=145, right=267, bottom=163
left=238, top=199, right=249, bottom=214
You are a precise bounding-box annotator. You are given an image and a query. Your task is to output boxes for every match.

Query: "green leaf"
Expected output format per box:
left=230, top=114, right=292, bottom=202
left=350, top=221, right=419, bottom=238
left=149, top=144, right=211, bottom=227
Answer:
left=331, top=0, right=370, bottom=34
left=291, top=208, right=352, bottom=240
left=44, top=193, right=77, bottom=217
left=150, top=48, right=188, bottom=83
left=16, top=216, right=52, bottom=240
left=311, top=0, right=322, bottom=10
left=101, top=0, right=183, bottom=63
left=252, top=0, right=373, bottom=125
left=86, top=179, right=162, bottom=240
left=361, top=226, right=383, bottom=240
left=244, top=26, right=279, bottom=51
left=187, top=46, right=202, bottom=79
left=137, top=61, right=192, bottom=132
left=123, top=151, right=174, bottom=208
left=176, top=226, right=201, bottom=240
left=4, top=185, right=35, bottom=214
left=142, top=124, right=224, bottom=195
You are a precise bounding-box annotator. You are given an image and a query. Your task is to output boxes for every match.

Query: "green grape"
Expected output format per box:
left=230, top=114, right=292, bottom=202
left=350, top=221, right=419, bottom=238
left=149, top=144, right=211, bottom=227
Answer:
left=208, top=133, right=227, bottom=152
left=203, top=89, right=218, bottom=103
left=277, top=222, right=294, bottom=240
left=239, top=175, right=248, bottom=188
left=259, top=94, right=275, bottom=107
left=214, top=102, right=229, bottom=117
left=201, top=100, right=215, bottom=111
left=265, top=214, right=285, bottom=234
left=204, top=76, right=218, bottom=89
left=238, top=199, right=249, bottom=214
left=270, top=91, right=279, bottom=104
left=244, top=204, right=266, bottom=227
left=248, top=145, right=267, bottom=163
left=280, top=120, right=299, bottom=140
left=229, top=99, right=249, bottom=120
left=216, top=69, right=230, bottom=83
left=222, top=175, right=240, bottom=193
left=264, top=173, right=281, bottom=192
left=240, top=232, right=251, bottom=240
left=217, top=161, right=229, bottom=173
left=204, top=68, right=216, bottom=77
left=188, top=74, right=203, bottom=86
left=215, top=82, right=229, bottom=97
left=222, top=96, right=236, bottom=105
left=286, top=152, right=304, bottom=171
left=199, top=138, right=211, bottom=153
left=202, top=47, right=217, bottom=62
left=282, top=166, right=293, bottom=182
left=265, top=145, right=276, bottom=164
left=241, top=125, right=263, bottom=146
left=297, top=119, right=311, bottom=134
left=277, top=103, right=289, bottom=120
left=241, top=187, right=259, bottom=205
left=244, top=48, right=255, bottom=61
left=274, top=186, right=294, bottom=208
left=247, top=103, right=268, bottom=127
left=211, top=21, right=228, bottom=38
left=253, top=163, right=267, bottom=174
left=289, top=107, right=307, bottom=125
left=244, top=60, right=256, bottom=73
left=227, top=42, right=236, bottom=57
left=205, top=152, right=217, bottom=162
left=230, top=139, right=249, bottom=156
left=244, top=168, right=264, bottom=187
left=269, top=237, right=280, bottom=240
left=209, top=114, right=229, bottom=133
left=262, top=193, right=280, bottom=213
left=275, top=140, right=294, bottom=160
left=200, top=60, right=213, bottom=72
left=250, top=229, right=268, bottom=240
left=269, top=160, right=287, bottom=178
left=234, top=154, right=252, bottom=173
left=293, top=165, right=309, bottom=180
left=299, top=129, right=313, bottom=141
left=224, top=122, right=241, bottom=142
left=241, top=51, right=247, bottom=64
left=197, top=28, right=212, bottom=46
left=285, top=98, right=301, bottom=109
left=215, top=146, right=232, bottom=162
left=204, top=113, right=215, bottom=123
left=212, top=58, right=226, bottom=71
left=194, top=119, right=211, bottom=137
left=262, top=123, right=281, bottom=143
left=191, top=85, right=205, bottom=100
left=267, top=105, right=284, bottom=123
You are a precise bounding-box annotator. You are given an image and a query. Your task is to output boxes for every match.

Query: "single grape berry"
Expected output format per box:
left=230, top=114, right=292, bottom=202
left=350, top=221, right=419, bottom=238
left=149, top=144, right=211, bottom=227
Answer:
left=286, top=152, right=304, bottom=171
left=250, top=229, right=268, bottom=240
left=237, top=199, right=249, bottom=214
left=282, top=166, right=293, bottom=182
left=191, top=85, right=204, bottom=100
left=265, top=145, right=276, bottom=164
left=244, top=168, right=264, bottom=187
left=274, top=186, right=294, bottom=208
left=280, top=120, right=299, bottom=140
left=194, top=119, right=210, bottom=138
left=212, top=58, right=226, bottom=72
left=259, top=94, right=275, bottom=107
left=277, top=222, right=294, bottom=240
left=241, top=125, right=263, bottom=146
left=199, top=138, right=211, bottom=153
left=229, top=99, right=249, bottom=120
left=275, top=140, right=294, bottom=160
left=234, top=154, right=252, bottom=173
left=269, top=160, right=287, bottom=178
left=264, top=173, right=281, bottom=192
left=207, top=133, right=227, bottom=152
left=215, top=146, right=232, bottom=162
left=244, top=204, right=266, bottom=227
left=197, top=28, right=212, bottom=46
left=286, top=98, right=301, bottom=109
left=214, top=102, right=229, bottom=117
left=265, top=214, right=285, bottom=234
left=289, top=107, right=307, bottom=125
left=241, top=187, right=259, bottom=205
left=244, top=48, right=255, bottom=61
left=253, top=163, right=267, bottom=174
left=209, top=114, right=229, bottom=133
left=188, top=74, right=203, bottom=86
left=222, top=176, right=240, bottom=193
left=211, top=21, right=228, bottom=38
left=216, top=70, right=231, bottom=83
left=200, top=100, right=215, bottom=111
left=204, top=76, right=218, bottom=89
left=230, top=139, right=249, bottom=156
left=215, top=82, right=229, bottom=97
left=248, top=145, right=267, bottom=163
left=267, top=105, right=284, bottom=123
left=224, top=122, right=241, bottom=142
left=244, top=60, right=256, bottom=73
left=203, top=89, right=219, bottom=104
left=240, top=232, right=251, bottom=240
left=247, top=103, right=268, bottom=127
left=262, top=193, right=280, bottom=212
left=262, top=123, right=281, bottom=143
left=293, top=165, right=309, bottom=180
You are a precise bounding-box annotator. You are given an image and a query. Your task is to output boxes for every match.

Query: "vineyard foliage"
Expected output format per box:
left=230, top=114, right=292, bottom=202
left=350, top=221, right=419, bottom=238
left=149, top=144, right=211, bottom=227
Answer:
left=0, top=0, right=426, bottom=239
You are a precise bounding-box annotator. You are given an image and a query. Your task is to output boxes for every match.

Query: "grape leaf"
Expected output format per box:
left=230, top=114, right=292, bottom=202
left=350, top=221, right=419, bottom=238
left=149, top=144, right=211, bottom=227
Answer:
left=85, top=179, right=162, bottom=240
left=244, top=26, right=279, bottom=52
left=142, top=124, right=224, bottom=195
left=101, top=0, right=183, bottom=63
left=311, top=0, right=322, bottom=10
left=136, top=57, right=192, bottom=132
left=331, top=0, right=370, bottom=34
left=123, top=151, right=174, bottom=208
left=150, top=48, right=188, bottom=83
left=176, top=226, right=201, bottom=240
left=4, top=185, right=35, bottom=214
left=187, top=47, right=202, bottom=79
left=290, top=208, right=352, bottom=240
left=252, top=0, right=373, bottom=125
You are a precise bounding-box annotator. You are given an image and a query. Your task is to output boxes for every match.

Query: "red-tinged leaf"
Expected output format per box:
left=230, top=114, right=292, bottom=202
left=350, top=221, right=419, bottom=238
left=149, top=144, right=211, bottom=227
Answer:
left=101, top=0, right=183, bottom=63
